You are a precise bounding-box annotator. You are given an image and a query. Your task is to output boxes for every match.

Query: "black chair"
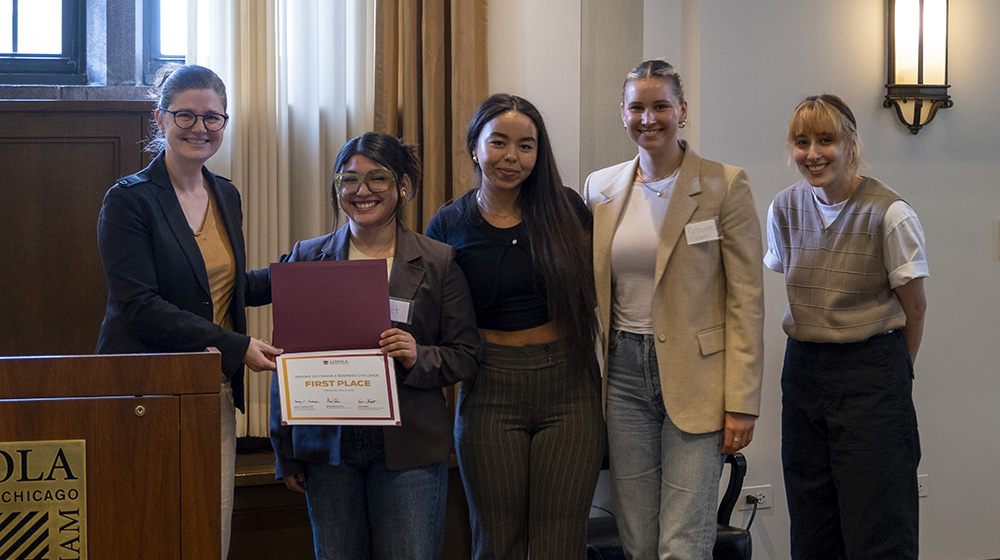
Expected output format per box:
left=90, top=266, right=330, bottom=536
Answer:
left=586, top=452, right=756, bottom=560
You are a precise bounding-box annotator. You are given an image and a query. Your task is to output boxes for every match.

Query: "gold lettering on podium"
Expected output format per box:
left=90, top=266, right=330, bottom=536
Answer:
left=0, top=440, right=87, bottom=559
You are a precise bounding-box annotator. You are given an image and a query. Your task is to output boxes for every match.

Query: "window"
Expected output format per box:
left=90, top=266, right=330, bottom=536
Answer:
left=0, top=0, right=186, bottom=88
left=143, top=0, right=187, bottom=84
left=0, top=0, right=85, bottom=85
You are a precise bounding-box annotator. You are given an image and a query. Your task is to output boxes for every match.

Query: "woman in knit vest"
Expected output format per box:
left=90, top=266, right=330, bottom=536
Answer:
left=765, top=94, right=928, bottom=559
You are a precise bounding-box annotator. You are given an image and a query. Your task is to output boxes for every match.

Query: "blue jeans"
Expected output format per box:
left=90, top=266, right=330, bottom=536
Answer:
left=303, top=426, right=448, bottom=560
left=606, top=330, right=724, bottom=560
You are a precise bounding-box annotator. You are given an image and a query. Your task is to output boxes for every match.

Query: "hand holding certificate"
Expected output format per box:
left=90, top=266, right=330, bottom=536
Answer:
left=270, top=260, right=401, bottom=426
left=276, top=349, right=399, bottom=424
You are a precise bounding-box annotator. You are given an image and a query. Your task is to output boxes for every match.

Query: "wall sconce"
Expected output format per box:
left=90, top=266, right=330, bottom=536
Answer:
left=884, top=0, right=951, bottom=134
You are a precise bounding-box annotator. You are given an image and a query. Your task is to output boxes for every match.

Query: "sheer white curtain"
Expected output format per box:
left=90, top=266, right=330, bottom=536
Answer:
left=188, top=0, right=373, bottom=437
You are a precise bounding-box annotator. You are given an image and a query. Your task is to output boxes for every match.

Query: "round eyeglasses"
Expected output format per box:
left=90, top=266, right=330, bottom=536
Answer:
left=333, top=169, right=396, bottom=195
left=159, top=108, right=230, bottom=131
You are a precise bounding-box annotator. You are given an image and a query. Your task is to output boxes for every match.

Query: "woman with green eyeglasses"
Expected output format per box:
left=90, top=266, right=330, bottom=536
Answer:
left=95, top=64, right=281, bottom=559
left=269, top=132, right=480, bottom=560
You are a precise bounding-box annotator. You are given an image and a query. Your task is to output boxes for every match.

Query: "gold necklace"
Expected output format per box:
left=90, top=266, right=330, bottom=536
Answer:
left=636, top=167, right=676, bottom=198
left=477, top=190, right=519, bottom=219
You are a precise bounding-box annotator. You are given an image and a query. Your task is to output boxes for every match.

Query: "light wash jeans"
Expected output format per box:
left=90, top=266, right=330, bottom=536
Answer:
left=303, top=426, right=449, bottom=560
left=221, top=381, right=236, bottom=560
left=606, top=330, right=724, bottom=560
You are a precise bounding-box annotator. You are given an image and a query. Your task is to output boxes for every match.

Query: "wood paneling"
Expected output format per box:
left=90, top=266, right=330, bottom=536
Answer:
left=0, top=352, right=221, bottom=559
left=0, top=396, right=181, bottom=558
left=0, top=349, right=221, bottom=399
left=180, top=394, right=222, bottom=560
left=0, top=101, right=154, bottom=356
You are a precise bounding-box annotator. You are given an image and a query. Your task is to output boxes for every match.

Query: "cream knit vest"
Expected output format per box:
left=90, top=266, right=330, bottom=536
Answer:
left=773, top=177, right=906, bottom=343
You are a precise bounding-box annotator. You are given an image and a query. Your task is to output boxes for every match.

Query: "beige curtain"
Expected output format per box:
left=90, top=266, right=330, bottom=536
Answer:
left=373, top=0, right=489, bottom=233
left=189, top=0, right=372, bottom=437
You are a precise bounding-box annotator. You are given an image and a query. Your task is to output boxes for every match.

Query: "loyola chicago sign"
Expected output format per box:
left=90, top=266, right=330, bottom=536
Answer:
left=0, top=440, right=87, bottom=559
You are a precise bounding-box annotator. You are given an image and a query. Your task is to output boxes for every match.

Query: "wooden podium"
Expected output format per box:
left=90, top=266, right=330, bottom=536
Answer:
left=0, top=351, right=222, bottom=559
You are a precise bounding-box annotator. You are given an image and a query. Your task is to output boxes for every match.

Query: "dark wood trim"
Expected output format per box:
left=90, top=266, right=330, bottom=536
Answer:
left=0, top=100, right=155, bottom=112
left=0, top=100, right=155, bottom=356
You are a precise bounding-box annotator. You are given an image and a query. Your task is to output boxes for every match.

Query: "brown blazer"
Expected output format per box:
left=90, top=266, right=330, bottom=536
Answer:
left=270, top=221, right=480, bottom=474
left=583, top=142, right=764, bottom=434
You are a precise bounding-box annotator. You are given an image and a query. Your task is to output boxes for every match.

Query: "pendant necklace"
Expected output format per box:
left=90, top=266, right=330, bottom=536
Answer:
left=637, top=167, right=677, bottom=198
left=477, top=190, right=519, bottom=220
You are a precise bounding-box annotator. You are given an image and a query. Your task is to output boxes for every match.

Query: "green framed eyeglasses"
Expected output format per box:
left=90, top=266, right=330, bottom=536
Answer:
left=333, top=169, right=396, bottom=195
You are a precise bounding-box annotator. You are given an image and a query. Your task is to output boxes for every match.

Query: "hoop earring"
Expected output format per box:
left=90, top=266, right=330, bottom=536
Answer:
left=679, top=121, right=687, bottom=128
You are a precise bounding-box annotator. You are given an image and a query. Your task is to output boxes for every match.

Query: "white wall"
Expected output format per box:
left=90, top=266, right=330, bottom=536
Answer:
left=488, top=0, right=582, bottom=187
left=490, top=1, right=1000, bottom=559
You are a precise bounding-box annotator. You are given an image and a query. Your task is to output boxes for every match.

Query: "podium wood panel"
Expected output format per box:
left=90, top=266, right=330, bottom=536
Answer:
left=180, top=394, right=222, bottom=560
left=0, top=352, right=221, bottom=559
left=0, top=351, right=220, bottom=399
left=0, top=396, right=180, bottom=558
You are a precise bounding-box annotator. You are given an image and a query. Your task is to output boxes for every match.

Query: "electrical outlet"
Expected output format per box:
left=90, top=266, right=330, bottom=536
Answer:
left=738, top=484, right=772, bottom=511
left=917, top=474, right=929, bottom=498
left=995, top=219, right=1000, bottom=261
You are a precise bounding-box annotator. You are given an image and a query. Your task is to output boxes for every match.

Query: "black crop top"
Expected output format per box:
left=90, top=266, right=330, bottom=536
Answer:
left=425, top=187, right=592, bottom=331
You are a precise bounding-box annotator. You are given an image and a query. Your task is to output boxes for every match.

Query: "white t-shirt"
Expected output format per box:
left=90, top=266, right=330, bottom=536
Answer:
left=764, top=192, right=929, bottom=289
left=610, top=174, right=677, bottom=333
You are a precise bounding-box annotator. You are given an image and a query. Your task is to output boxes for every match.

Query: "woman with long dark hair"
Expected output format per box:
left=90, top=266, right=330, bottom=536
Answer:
left=426, top=93, right=604, bottom=559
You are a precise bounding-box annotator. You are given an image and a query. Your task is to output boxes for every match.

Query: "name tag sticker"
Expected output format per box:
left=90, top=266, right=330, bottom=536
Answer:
left=685, top=218, right=721, bottom=245
left=389, top=298, right=414, bottom=324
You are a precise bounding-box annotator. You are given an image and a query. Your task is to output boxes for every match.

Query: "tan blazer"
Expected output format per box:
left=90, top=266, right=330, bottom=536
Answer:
left=583, top=142, right=764, bottom=434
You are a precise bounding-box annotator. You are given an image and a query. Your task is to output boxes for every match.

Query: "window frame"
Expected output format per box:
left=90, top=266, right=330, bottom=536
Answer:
left=142, top=0, right=185, bottom=85
left=0, top=0, right=86, bottom=85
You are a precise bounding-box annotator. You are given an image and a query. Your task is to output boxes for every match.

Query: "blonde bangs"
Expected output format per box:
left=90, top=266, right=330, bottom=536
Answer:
left=787, top=101, right=845, bottom=147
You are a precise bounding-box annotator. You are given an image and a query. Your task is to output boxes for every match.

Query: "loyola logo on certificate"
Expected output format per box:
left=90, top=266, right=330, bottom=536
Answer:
left=0, top=440, right=87, bottom=559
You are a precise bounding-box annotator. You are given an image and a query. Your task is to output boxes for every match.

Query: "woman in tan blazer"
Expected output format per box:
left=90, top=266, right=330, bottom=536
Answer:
left=583, top=59, right=765, bottom=560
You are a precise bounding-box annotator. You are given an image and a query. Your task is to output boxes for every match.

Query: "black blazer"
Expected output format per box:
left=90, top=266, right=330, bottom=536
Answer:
left=270, top=221, right=480, bottom=473
left=95, top=152, right=269, bottom=411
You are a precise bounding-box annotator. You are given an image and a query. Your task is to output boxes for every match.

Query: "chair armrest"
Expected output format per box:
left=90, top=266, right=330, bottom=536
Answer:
left=717, top=453, right=747, bottom=525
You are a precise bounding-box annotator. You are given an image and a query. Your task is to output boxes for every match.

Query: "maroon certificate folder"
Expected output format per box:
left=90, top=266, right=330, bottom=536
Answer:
left=270, top=260, right=391, bottom=353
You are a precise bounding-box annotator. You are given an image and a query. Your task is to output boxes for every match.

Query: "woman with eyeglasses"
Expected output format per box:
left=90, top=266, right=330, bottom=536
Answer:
left=269, top=132, right=479, bottom=560
left=95, top=64, right=281, bottom=559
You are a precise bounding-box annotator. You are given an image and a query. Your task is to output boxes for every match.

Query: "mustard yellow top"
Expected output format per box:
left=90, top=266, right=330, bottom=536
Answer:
left=194, top=191, right=236, bottom=331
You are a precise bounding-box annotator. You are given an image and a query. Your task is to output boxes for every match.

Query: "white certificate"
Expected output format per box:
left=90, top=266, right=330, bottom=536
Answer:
left=275, top=349, right=401, bottom=426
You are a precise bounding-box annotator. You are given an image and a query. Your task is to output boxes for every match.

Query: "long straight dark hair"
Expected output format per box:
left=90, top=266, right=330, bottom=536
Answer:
left=466, top=94, right=599, bottom=367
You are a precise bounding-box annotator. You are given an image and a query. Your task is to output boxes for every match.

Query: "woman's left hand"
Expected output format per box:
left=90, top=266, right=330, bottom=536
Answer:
left=379, top=328, right=417, bottom=369
left=721, top=412, right=756, bottom=455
